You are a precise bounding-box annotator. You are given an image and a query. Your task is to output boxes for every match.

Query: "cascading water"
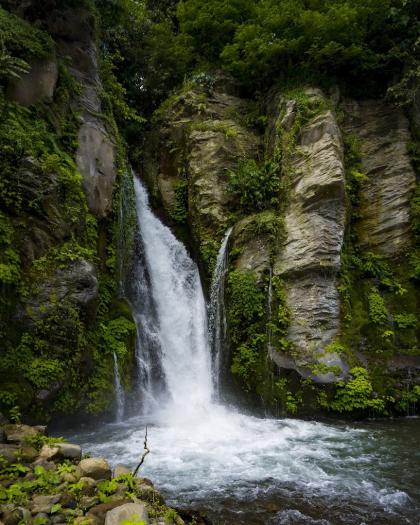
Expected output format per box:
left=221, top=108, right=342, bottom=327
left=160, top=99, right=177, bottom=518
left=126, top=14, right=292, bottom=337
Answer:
left=133, top=176, right=213, bottom=418
left=208, top=226, right=232, bottom=396
left=68, top=173, right=420, bottom=525
left=113, top=352, right=125, bottom=422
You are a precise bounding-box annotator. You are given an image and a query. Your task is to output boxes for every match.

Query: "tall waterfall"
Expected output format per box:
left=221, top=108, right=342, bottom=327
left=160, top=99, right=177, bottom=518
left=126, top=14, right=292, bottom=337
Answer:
left=71, top=173, right=415, bottom=525
left=208, top=227, right=232, bottom=395
left=132, top=176, right=213, bottom=417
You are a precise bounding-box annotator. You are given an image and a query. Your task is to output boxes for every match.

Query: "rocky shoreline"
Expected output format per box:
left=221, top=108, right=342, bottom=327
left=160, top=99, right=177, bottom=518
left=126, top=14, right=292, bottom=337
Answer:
left=0, top=421, right=210, bottom=525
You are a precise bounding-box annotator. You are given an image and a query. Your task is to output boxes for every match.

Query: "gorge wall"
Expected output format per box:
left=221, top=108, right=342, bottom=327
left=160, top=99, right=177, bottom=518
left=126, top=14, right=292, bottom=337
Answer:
left=0, top=1, right=419, bottom=420
left=144, top=78, right=419, bottom=415
left=0, top=2, right=137, bottom=421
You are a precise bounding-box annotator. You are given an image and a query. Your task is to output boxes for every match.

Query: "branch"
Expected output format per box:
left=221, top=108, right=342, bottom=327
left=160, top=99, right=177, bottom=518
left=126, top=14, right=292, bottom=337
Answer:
left=132, top=425, right=150, bottom=477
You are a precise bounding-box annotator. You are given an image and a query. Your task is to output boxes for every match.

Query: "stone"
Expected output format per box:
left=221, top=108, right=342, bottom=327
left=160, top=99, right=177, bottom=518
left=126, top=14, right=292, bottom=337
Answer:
left=31, top=494, right=61, bottom=515
left=2, top=508, right=21, bottom=525
left=77, top=477, right=98, bottom=496
left=134, top=482, right=164, bottom=505
left=33, top=513, right=50, bottom=523
left=342, top=100, right=416, bottom=255
left=0, top=443, right=37, bottom=465
left=60, top=472, right=77, bottom=484
left=104, top=503, right=149, bottom=525
left=87, top=500, right=132, bottom=524
left=57, top=443, right=82, bottom=461
left=39, top=445, right=60, bottom=461
left=3, top=424, right=46, bottom=445
left=7, top=59, right=58, bottom=106
left=113, top=464, right=131, bottom=478
left=78, top=458, right=111, bottom=481
left=76, top=119, right=117, bottom=219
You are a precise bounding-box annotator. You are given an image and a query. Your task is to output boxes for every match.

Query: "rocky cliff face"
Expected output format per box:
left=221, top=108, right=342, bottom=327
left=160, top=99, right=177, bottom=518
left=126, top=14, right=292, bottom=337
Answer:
left=143, top=78, right=419, bottom=415
left=0, top=3, right=136, bottom=420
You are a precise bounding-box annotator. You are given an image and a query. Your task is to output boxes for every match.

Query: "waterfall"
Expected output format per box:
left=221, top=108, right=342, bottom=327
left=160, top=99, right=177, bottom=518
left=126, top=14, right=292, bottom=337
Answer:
left=113, top=352, right=125, bottom=422
left=267, top=267, right=273, bottom=357
left=208, top=227, right=233, bottom=395
left=132, top=175, right=213, bottom=417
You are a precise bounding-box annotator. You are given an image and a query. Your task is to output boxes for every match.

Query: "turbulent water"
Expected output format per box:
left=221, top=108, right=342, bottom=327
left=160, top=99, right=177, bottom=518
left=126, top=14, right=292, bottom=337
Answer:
left=68, top=175, right=420, bottom=525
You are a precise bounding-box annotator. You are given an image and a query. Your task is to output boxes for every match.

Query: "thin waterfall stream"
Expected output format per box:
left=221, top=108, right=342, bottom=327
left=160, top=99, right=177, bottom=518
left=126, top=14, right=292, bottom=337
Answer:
left=67, top=173, right=420, bottom=525
left=113, top=352, right=125, bottom=422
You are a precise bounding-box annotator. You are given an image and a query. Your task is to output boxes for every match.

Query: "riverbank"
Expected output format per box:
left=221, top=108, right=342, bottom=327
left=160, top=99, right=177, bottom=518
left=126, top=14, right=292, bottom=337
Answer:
left=0, top=421, right=210, bottom=525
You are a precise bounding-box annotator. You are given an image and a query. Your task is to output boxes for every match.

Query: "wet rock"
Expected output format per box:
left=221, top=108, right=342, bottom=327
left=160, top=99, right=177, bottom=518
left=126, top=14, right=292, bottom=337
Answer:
left=104, top=503, right=149, bottom=525
left=78, top=458, right=111, bottom=481
left=7, top=59, right=58, bottom=106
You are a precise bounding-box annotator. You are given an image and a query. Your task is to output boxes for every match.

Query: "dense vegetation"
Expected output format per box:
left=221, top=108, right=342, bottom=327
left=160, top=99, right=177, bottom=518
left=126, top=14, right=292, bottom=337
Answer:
left=100, top=0, right=419, bottom=124
left=0, top=0, right=419, bottom=420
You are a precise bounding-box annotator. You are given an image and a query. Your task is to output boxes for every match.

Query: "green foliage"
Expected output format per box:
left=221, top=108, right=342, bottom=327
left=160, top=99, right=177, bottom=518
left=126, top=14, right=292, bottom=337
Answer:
left=319, top=367, right=388, bottom=414
left=0, top=8, right=53, bottom=62
left=169, top=178, right=188, bottom=224
left=274, top=378, right=301, bottom=415
left=121, top=516, right=147, bottom=525
left=368, top=287, right=389, bottom=325
left=0, top=212, right=20, bottom=284
left=227, top=271, right=266, bottom=388
left=8, top=405, right=21, bottom=424
left=24, top=434, right=65, bottom=451
left=394, top=313, right=417, bottom=329
left=228, top=159, right=281, bottom=214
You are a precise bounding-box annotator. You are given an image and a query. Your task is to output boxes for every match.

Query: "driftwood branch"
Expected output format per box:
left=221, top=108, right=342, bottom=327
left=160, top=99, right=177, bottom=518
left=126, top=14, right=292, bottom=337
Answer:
left=133, top=425, right=150, bottom=476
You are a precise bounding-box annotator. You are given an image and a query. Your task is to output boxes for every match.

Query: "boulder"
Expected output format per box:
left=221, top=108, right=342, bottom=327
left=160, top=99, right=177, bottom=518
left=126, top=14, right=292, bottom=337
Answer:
left=87, top=500, right=132, bottom=524
left=104, top=503, right=149, bottom=525
left=77, top=477, right=98, bottom=496
left=0, top=444, right=21, bottom=465
left=31, top=494, right=61, bottom=515
left=3, top=424, right=46, bottom=445
left=78, top=458, right=111, bottom=481
left=113, top=464, right=131, bottom=478
left=39, top=445, right=60, bottom=461
left=57, top=443, right=82, bottom=461
left=134, top=482, right=164, bottom=506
